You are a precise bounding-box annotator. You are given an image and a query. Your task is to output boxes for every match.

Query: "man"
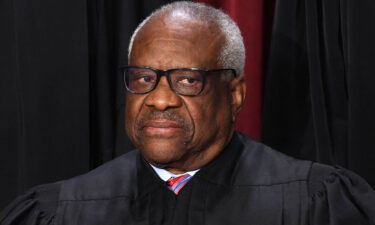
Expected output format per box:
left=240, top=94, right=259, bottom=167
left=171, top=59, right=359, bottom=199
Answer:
left=1, top=1, right=375, bottom=225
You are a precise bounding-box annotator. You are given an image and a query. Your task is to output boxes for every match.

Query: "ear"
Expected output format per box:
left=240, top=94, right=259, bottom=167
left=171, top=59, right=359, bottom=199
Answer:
left=229, top=76, right=246, bottom=123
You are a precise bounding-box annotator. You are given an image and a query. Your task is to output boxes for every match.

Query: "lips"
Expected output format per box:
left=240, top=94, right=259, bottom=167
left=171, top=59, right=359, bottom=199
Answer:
left=142, top=120, right=183, bottom=135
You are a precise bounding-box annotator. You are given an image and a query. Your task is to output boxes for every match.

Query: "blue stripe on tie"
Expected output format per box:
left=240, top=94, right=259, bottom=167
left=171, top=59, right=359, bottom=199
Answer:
left=173, top=175, right=192, bottom=192
left=168, top=174, right=192, bottom=194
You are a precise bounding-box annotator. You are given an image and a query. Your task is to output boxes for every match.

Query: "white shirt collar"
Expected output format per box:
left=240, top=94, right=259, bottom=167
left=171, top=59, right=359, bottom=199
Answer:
left=149, top=164, right=200, bottom=182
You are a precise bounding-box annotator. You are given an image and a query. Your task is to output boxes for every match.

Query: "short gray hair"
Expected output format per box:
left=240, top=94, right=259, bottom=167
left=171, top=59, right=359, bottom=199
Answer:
left=128, top=1, right=246, bottom=76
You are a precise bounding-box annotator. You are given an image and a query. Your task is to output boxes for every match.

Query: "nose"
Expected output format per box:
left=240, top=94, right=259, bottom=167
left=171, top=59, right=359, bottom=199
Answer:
left=144, top=76, right=183, bottom=110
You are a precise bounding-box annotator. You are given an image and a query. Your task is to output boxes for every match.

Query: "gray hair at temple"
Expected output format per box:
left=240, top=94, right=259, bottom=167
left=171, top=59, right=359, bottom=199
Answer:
left=127, top=1, right=246, bottom=77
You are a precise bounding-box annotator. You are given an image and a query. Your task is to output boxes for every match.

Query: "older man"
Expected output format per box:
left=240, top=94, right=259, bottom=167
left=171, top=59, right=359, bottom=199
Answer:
left=1, top=2, right=375, bottom=225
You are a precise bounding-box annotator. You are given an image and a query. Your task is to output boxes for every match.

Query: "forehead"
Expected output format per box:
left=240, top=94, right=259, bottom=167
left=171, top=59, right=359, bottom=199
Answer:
left=130, top=13, right=225, bottom=69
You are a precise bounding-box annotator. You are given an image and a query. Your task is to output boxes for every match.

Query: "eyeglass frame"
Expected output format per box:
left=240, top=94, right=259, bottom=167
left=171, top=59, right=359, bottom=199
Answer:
left=121, top=66, right=238, bottom=96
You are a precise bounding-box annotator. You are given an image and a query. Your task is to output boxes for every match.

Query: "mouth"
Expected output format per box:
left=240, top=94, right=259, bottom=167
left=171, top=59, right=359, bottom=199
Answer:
left=142, top=120, right=183, bottom=136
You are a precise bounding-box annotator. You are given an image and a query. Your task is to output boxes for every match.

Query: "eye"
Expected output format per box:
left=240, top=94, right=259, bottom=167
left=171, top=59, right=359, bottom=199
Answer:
left=128, top=72, right=157, bottom=92
left=131, top=74, right=156, bottom=84
left=140, top=76, right=154, bottom=83
left=179, top=77, right=200, bottom=86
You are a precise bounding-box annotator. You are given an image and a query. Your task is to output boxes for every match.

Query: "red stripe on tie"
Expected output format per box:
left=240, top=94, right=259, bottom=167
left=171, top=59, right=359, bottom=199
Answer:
left=166, top=174, right=192, bottom=195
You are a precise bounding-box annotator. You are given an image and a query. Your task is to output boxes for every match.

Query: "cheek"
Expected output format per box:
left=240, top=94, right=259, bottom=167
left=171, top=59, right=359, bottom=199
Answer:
left=124, top=95, right=144, bottom=137
left=186, top=91, right=232, bottom=138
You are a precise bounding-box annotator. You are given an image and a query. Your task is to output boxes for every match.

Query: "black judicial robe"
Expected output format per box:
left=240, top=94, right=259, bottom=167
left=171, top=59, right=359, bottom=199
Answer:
left=1, top=132, right=375, bottom=225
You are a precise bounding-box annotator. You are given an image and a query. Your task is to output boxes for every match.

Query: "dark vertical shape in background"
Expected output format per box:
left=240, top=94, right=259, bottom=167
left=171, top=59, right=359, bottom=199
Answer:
left=0, top=0, right=91, bottom=209
left=263, top=0, right=375, bottom=187
left=262, top=0, right=313, bottom=162
left=87, top=0, right=118, bottom=167
left=0, top=0, right=20, bottom=210
left=345, top=0, right=375, bottom=187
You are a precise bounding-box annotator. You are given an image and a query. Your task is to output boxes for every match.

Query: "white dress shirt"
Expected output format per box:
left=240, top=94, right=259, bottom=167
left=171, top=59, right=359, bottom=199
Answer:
left=150, top=164, right=200, bottom=181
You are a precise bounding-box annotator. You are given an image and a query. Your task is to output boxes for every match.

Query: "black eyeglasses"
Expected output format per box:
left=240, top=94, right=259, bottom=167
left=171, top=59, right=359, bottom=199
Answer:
left=122, top=66, right=237, bottom=96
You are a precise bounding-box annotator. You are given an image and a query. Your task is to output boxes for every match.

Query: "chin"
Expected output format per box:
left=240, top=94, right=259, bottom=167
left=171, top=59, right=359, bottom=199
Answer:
left=139, top=141, right=187, bottom=165
left=143, top=150, right=183, bottom=167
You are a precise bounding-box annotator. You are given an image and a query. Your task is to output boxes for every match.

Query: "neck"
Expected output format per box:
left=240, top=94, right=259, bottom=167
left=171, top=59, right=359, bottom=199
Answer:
left=160, top=130, right=235, bottom=174
left=165, top=167, right=187, bottom=174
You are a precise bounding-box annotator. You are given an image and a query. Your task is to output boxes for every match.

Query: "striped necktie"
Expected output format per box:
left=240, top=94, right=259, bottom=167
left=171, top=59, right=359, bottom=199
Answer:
left=166, top=174, right=192, bottom=195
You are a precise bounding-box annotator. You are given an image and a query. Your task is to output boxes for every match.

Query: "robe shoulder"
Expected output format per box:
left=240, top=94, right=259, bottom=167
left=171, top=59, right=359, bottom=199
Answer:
left=232, top=133, right=313, bottom=185
left=0, top=182, right=61, bottom=225
left=0, top=150, right=139, bottom=225
left=235, top=133, right=375, bottom=224
left=308, top=163, right=375, bottom=224
left=60, top=150, right=139, bottom=201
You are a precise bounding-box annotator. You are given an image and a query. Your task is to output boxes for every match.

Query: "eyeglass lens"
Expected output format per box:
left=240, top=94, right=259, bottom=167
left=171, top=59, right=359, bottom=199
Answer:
left=124, top=68, right=204, bottom=95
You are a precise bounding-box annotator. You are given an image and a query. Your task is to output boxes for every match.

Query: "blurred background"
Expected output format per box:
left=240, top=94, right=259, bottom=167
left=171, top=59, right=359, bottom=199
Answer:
left=1, top=0, right=375, bottom=208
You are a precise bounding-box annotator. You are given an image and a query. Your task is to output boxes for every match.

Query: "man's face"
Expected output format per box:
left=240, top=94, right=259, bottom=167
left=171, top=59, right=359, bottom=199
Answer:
left=125, top=14, right=244, bottom=172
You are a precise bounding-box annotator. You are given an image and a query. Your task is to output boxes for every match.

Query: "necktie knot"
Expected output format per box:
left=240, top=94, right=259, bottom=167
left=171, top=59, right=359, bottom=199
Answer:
left=166, top=174, right=192, bottom=195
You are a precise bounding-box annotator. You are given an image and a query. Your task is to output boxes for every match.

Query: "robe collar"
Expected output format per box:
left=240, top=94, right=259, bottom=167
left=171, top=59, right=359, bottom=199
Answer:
left=136, top=132, right=245, bottom=198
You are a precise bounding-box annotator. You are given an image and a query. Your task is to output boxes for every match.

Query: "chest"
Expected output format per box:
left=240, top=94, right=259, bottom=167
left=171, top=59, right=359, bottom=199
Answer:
left=55, top=181, right=309, bottom=225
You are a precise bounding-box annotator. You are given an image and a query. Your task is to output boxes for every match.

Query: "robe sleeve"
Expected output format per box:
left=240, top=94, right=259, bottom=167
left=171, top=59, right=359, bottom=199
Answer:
left=308, top=163, right=375, bottom=225
left=0, top=182, right=61, bottom=225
